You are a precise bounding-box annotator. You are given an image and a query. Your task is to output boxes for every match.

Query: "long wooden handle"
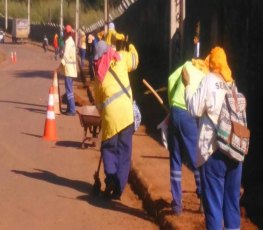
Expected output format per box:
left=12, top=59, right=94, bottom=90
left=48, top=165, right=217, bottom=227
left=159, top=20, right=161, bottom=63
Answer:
left=142, top=79, right=164, bottom=104
left=142, top=79, right=169, bottom=113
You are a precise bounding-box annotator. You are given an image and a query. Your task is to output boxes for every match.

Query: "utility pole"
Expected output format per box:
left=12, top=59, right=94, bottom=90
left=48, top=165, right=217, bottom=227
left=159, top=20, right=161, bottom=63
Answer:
left=75, top=0, right=79, bottom=44
left=180, top=0, right=185, bottom=60
left=169, top=0, right=176, bottom=72
left=169, top=0, right=185, bottom=72
left=5, top=0, right=8, bottom=31
left=60, top=0, right=63, bottom=35
left=104, top=0, right=109, bottom=33
left=28, top=0, right=30, bottom=34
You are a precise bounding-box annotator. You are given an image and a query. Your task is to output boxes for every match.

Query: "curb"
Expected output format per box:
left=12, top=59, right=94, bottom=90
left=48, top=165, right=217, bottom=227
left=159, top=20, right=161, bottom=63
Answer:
left=129, top=161, right=180, bottom=230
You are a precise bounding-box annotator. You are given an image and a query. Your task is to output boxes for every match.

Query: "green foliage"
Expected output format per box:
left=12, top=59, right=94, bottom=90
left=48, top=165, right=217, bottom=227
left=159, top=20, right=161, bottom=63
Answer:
left=0, top=0, right=105, bottom=26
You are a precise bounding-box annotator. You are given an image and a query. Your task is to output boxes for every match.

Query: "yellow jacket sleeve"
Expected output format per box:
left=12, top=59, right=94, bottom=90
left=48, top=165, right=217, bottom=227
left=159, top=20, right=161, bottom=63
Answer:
left=119, top=44, right=139, bottom=72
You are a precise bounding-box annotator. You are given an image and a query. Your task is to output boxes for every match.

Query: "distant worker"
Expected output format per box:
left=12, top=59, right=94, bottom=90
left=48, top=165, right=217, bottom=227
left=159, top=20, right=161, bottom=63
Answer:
left=96, top=29, right=105, bottom=41
left=58, top=32, right=64, bottom=58
left=93, top=39, right=139, bottom=200
left=57, top=25, right=77, bottom=116
left=78, top=27, right=87, bottom=67
left=43, top=35, right=48, bottom=52
left=104, top=22, right=125, bottom=49
left=86, top=33, right=96, bottom=81
left=53, top=33, right=59, bottom=60
left=193, top=35, right=200, bottom=58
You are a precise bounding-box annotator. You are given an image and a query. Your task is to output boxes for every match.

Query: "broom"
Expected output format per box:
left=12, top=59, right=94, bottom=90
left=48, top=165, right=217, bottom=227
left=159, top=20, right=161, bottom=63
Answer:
left=92, top=154, right=103, bottom=195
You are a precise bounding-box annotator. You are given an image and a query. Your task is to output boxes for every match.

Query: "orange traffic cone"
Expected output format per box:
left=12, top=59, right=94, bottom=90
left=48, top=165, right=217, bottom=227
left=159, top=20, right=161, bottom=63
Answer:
left=52, top=71, right=61, bottom=115
left=13, top=51, right=17, bottom=63
left=10, top=52, right=14, bottom=63
left=43, top=86, right=58, bottom=141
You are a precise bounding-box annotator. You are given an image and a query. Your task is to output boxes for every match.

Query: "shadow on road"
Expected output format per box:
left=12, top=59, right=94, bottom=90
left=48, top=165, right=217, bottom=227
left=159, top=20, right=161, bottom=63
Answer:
left=11, top=168, right=91, bottom=194
left=11, top=168, right=154, bottom=223
left=56, top=140, right=83, bottom=149
left=15, top=106, right=46, bottom=114
left=56, top=140, right=101, bottom=151
left=13, top=70, right=53, bottom=79
left=0, top=100, right=46, bottom=108
left=21, top=132, right=42, bottom=138
left=77, top=194, right=155, bottom=223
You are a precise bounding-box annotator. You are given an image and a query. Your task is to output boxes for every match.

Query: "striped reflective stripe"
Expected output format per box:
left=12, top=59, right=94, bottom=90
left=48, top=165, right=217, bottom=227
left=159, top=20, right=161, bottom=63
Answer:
left=171, top=170, right=182, bottom=176
left=99, top=85, right=131, bottom=109
left=131, top=53, right=136, bottom=70
left=171, top=176, right=181, bottom=182
left=47, top=111, right=55, bottom=120
left=48, top=95, right=54, bottom=106
left=171, top=170, right=182, bottom=182
left=64, top=56, right=76, bottom=65
left=194, top=171, right=200, bottom=182
left=68, top=92, right=74, bottom=99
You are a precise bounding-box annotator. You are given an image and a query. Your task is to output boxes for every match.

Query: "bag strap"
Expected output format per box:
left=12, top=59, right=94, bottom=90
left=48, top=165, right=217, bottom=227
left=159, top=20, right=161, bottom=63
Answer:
left=221, top=80, right=239, bottom=113
left=108, top=67, right=131, bottom=99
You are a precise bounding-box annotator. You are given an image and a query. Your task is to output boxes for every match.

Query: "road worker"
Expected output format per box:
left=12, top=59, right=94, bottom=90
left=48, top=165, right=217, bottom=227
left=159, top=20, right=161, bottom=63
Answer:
left=93, top=38, right=139, bottom=200
left=57, top=24, right=77, bottom=116
left=182, top=47, right=243, bottom=230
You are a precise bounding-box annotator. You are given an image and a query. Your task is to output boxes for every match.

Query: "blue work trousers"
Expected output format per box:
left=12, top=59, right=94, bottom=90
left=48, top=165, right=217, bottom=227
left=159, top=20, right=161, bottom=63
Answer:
left=168, top=107, right=201, bottom=207
left=200, top=150, right=242, bottom=230
left=101, top=124, right=133, bottom=193
left=64, top=77, right=76, bottom=113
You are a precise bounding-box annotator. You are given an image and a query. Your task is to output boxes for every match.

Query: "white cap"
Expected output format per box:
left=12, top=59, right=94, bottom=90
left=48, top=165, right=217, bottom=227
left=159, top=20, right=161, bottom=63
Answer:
left=109, top=22, right=115, bottom=30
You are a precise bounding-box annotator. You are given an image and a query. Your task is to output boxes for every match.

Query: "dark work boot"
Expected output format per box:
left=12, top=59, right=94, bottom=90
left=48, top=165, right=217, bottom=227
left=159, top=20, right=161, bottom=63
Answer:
left=103, top=174, right=117, bottom=199
left=111, top=178, right=121, bottom=200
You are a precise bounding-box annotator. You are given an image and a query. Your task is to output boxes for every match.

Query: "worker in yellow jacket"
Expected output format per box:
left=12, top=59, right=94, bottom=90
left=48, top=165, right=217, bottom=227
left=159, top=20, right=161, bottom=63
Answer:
left=57, top=24, right=77, bottom=116
left=93, top=38, right=139, bottom=200
left=104, top=22, right=125, bottom=49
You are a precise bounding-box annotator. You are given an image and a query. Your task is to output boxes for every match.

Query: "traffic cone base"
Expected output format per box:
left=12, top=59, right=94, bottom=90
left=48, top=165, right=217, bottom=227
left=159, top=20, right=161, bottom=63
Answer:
left=43, top=86, right=58, bottom=141
left=43, top=120, right=57, bottom=141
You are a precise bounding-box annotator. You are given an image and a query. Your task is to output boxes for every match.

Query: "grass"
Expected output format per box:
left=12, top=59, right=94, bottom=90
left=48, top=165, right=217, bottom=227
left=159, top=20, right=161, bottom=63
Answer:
left=0, top=0, right=104, bottom=27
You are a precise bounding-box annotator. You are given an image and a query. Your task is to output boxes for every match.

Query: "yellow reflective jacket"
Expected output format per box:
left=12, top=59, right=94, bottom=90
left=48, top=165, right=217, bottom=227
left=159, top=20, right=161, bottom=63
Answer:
left=94, top=44, right=139, bottom=141
left=61, top=36, right=77, bottom=78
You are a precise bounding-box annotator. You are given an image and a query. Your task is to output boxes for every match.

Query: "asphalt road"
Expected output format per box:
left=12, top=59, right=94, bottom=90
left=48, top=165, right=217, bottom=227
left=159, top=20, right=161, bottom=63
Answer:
left=0, top=39, right=157, bottom=230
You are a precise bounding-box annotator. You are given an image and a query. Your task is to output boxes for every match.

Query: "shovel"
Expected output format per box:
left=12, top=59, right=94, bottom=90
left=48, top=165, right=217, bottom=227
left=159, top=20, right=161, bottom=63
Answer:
left=92, top=154, right=103, bottom=195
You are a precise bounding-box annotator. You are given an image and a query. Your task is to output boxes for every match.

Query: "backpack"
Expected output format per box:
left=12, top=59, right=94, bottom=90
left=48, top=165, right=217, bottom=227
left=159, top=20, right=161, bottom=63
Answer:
left=133, top=100, right=142, bottom=131
left=215, top=82, right=250, bottom=162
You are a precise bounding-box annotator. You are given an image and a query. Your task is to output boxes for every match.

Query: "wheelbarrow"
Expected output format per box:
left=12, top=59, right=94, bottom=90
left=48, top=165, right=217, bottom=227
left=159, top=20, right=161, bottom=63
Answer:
left=76, top=105, right=101, bottom=149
